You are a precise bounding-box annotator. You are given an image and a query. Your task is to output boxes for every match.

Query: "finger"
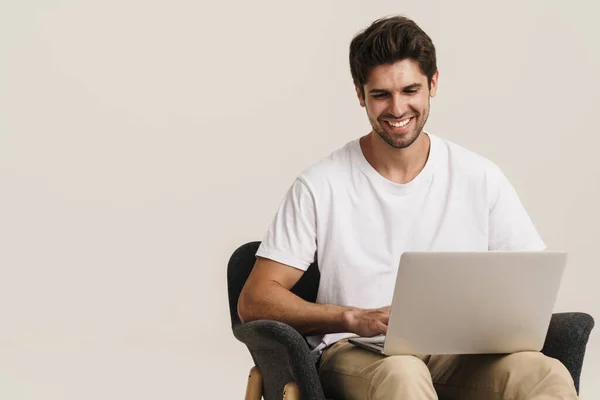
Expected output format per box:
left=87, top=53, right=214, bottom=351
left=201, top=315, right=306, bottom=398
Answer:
left=378, top=321, right=388, bottom=334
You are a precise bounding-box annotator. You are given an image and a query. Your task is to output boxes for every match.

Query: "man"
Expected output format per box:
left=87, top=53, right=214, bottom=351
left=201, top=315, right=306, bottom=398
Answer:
left=238, top=15, right=578, bottom=400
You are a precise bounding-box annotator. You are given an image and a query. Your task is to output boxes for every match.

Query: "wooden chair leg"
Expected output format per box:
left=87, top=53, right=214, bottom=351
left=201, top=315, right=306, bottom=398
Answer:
left=283, top=381, right=300, bottom=400
left=245, top=366, right=263, bottom=400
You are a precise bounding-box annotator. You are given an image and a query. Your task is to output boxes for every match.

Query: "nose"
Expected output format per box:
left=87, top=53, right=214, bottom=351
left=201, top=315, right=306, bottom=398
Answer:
left=389, top=93, right=408, bottom=118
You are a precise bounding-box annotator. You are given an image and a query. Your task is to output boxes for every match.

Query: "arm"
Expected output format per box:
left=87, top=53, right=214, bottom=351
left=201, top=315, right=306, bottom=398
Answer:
left=238, top=256, right=389, bottom=337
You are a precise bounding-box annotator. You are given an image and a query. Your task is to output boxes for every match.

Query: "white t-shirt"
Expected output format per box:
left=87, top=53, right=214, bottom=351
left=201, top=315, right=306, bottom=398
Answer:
left=256, top=133, right=545, bottom=355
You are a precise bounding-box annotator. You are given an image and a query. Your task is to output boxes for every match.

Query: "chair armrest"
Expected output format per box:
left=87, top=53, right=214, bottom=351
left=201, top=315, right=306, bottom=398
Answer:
left=541, top=312, right=595, bottom=393
left=233, top=320, right=327, bottom=400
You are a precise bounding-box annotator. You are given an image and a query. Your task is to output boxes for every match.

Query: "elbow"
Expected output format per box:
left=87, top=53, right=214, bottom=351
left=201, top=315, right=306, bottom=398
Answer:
left=237, top=288, right=256, bottom=324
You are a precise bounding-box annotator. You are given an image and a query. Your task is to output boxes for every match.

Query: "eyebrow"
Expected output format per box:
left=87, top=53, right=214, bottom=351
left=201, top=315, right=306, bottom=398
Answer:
left=369, top=83, right=423, bottom=94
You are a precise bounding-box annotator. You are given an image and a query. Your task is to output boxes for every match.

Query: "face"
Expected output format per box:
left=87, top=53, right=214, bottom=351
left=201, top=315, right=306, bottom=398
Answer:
left=356, top=59, right=438, bottom=149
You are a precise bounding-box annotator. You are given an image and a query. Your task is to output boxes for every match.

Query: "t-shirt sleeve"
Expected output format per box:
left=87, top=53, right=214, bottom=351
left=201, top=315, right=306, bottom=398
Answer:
left=487, top=165, right=546, bottom=251
left=255, top=178, right=317, bottom=271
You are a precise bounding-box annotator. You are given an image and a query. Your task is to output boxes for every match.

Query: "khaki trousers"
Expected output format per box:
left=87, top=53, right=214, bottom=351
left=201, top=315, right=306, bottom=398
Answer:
left=319, top=340, right=578, bottom=400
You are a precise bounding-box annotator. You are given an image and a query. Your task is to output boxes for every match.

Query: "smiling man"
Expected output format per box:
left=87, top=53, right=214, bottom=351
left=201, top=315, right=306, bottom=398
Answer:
left=237, top=16, right=578, bottom=399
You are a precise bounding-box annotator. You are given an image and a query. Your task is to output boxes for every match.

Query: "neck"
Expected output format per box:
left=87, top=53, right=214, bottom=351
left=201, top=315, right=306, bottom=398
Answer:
left=360, top=131, right=431, bottom=184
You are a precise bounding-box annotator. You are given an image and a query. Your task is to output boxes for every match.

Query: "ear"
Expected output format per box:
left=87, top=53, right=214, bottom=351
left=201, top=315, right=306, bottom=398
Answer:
left=355, top=84, right=366, bottom=107
left=429, top=70, right=439, bottom=98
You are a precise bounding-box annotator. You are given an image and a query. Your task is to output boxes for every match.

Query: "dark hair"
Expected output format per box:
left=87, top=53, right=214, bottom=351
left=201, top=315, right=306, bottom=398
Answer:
left=349, top=16, right=437, bottom=97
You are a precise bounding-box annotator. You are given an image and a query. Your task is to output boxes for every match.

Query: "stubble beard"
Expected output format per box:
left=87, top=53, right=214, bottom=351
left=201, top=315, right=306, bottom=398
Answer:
left=369, top=103, right=430, bottom=149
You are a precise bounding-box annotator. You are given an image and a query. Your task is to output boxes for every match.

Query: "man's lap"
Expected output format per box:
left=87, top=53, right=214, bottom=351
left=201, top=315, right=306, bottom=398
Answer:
left=318, top=339, right=577, bottom=400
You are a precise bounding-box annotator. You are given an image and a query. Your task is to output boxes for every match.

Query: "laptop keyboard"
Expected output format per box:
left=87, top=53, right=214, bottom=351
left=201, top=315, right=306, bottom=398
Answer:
left=360, top=335, right=385, bottom=347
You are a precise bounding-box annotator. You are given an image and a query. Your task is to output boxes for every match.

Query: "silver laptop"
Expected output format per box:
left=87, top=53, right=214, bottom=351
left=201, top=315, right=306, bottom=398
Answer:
left=349, top=251, right=567, bottom=356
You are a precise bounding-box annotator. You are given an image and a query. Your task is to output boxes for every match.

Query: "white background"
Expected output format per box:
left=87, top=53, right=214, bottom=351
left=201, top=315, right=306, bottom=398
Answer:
left=1, top=0, right=598, bottom=398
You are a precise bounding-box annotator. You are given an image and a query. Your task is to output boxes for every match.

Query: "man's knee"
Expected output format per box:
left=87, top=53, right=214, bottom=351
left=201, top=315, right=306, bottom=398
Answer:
left=500, top=351, right=576, bottom=397
left=505, top=352, right=571, bottom=379
left=368, top=355, right=436, bottom=397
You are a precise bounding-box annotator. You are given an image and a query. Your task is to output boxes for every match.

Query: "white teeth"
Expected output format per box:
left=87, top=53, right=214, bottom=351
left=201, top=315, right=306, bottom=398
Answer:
left=388, top=118, right=411, bottom=127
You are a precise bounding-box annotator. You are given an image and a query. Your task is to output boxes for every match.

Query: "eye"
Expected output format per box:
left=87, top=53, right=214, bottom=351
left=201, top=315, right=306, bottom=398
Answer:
left=405, top=89, right=418, bottom=94
left=372, top=93, right=389, bottom=99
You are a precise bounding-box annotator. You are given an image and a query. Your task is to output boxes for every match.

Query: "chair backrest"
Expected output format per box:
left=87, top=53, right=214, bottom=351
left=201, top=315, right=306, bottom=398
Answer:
left=227, top=241, right=320, bottom=327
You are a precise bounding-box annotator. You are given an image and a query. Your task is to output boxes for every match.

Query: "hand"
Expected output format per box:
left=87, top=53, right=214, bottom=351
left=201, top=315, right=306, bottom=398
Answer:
left=343, top=306, right=390, bottom=337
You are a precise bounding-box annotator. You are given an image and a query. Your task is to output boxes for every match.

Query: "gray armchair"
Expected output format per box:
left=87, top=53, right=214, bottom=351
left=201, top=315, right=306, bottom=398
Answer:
left=228, top=241, right=595, bottom=400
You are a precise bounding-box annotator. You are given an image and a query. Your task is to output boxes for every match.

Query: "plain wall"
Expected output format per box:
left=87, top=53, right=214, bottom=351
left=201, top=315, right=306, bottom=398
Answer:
left=1, top=0, right=598, bottom=398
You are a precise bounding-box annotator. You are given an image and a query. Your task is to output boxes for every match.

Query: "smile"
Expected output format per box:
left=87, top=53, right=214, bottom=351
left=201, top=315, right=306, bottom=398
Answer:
left=385, top=117, right=412, bottom=128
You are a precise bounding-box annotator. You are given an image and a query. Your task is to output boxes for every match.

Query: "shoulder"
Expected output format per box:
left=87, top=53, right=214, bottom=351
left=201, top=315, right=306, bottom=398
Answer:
left=433, top=134, right=513, bottom=207
left=433, top=134, right=503, bottom=181
left=296, top=140, right=356, bottom=191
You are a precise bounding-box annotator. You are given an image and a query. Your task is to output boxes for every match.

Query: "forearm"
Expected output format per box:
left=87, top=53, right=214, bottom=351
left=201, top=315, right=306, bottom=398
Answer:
left=238, top=280, right=354, bottom=336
